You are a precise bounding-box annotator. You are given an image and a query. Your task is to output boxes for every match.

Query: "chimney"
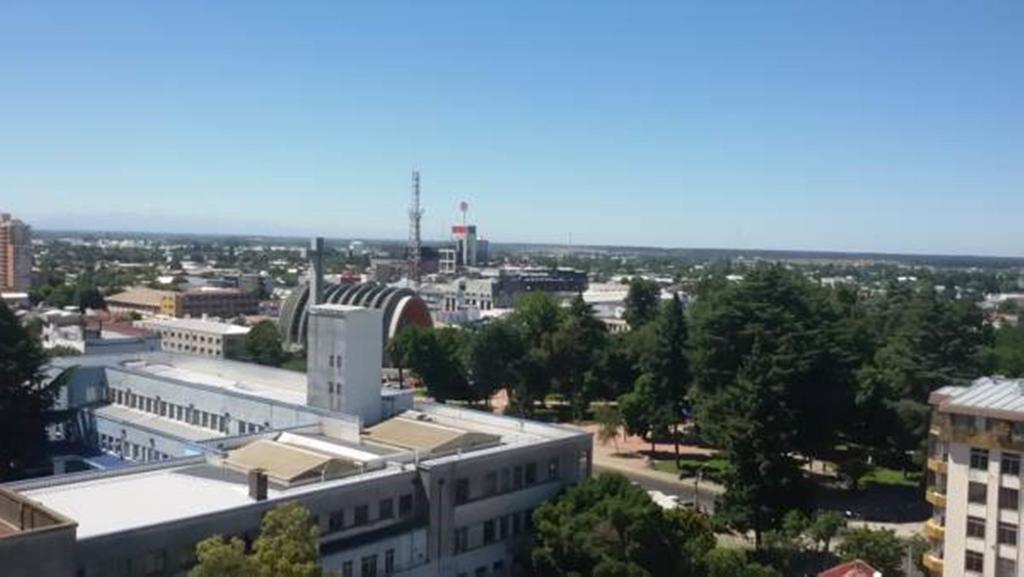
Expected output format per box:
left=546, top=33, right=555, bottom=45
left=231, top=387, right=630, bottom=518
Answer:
left=309, top=237, right=325, bottom=306
left=248, top=469, right=268, bottom=502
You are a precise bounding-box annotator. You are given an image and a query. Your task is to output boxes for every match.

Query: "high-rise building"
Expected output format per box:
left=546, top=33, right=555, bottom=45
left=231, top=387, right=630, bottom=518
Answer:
left=0, top=213, right=32, bottom=292
left=923, top=377, right=1024, bottom=577
left=451, top=224, right=478, bottom=268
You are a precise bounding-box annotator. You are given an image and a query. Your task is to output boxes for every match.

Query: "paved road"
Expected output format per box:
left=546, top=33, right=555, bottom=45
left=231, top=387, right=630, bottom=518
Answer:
left=594, top=464, right=718, bottom=513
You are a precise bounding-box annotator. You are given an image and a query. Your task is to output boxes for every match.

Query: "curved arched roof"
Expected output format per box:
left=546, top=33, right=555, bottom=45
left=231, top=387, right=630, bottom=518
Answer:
left=279, top=282, right=432, bottom=354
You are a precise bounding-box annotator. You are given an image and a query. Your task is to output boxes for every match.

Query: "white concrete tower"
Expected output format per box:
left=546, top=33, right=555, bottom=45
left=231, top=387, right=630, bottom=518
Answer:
left=307, top=304, right=383, bottom=426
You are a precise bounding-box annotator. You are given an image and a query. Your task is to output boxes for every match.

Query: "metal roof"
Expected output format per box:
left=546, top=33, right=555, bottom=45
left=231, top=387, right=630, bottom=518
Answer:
left=363, top=414, right=501, bottom=455
left=934, top=377, right=1024, bottom=418
left=224, top=440, right=360, bottom=485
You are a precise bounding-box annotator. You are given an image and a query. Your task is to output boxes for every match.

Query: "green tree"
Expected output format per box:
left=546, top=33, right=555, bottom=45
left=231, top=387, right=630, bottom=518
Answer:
left=74, top=284, right=107, bottom=312
left=391, top=326, right=469, bottom=402
left=551, top=295, right=608, bottom=419
left=531, top=473, right=715, bottom=577
left=837, top=528, right=905, bottom=577
left=0, top=301, right=56, bottom=480
left=992, top=324, right=1024, bottom=377
left=245, top=321, right=286, bottom=366
left=463, top=319, right=527, bottom=404
left=807, top=511, right=846, bottom=554
left=646, top=294, right=691, bottom=466
left=594, top=404, right=624, bottom=453
left=705, top=548, right=781, bottom=577
left=618, top=373, right=673, bottom=455
left=189, top=536, right=254, bottom=577
left=506, top=293, right=564, bottom=414
left=624, top=277, right=660, bottom=328
left=252, top=502, right=321, bottom=577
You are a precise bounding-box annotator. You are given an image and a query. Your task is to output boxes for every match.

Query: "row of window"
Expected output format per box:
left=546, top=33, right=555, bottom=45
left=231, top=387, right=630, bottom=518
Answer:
left=98, top=433, right=171, bottom=462
left=453, top=509, right=535, bottom=555
left=965, top=516, right=1018, bottom=545
left=969, top=448, right=1021, bottom=475
left=455, top=560, right=506, bottom=577
left=325, top=494, right=414, bottom=534
left=160, top=331, right=224, bottom=344
left=164, top=341, right=223, bottom=356
left=954, top=414, right=1024, bottom=438
left=109, top=387, right=267, bottom=436
left=454, top=458, right=558, bottom=505
left=339, top=548, right=395, bottom=577
left=967, top=481, right=1019, bottom=510
left=964, top=550, right=1016, bottom=576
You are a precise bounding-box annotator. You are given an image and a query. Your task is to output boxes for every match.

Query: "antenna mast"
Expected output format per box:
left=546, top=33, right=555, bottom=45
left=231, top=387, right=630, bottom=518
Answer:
left=408, top=170, right=424, bottom=283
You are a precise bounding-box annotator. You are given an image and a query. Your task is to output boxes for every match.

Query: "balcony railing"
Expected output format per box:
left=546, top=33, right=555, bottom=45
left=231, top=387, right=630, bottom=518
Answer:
left=926, top=457, right=948, bottom=475
left=926, top=489, right=947, bottom=508
left=924, top=518, right=945, bottom=541
left=922, top=552, right=944, bottom=574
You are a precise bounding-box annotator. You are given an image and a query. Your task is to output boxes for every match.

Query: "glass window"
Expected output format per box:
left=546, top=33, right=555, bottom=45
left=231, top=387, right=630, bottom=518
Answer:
left=525, top=463, right=537, bottom=485
left=999, top=522, right=1017, bottom=545
left=484, top=520, right=496, bottom=544
left=329, top=510, right=344, bottom=532
left=969, top=482, right=987, bottom=504
left=513, top=465, right=524, bottom=489
left=484, top=472, right=498, bottom=496
left=355, top=505, right=369, bottom=526
left=399, top=494, right=413, bottom=517
left=966, top=550, right=984, bottom=573
left=453, top=527, right=468, bottom=554
left=455, top=478, right=470, bottom=504
left=379, top=498, right=393, bottom=520
left=967, top=516, right=986, bottom=539
left=1003, top=452, right=1021, bottom=476
left=1000, top=487, right=1019, bottom=510
left=341, top=561, right=353, bottom=577
left=971, top=448, right=989, bottom=470
left=548, top=457, right=559, bottom=480
left=997, top=558, right=1017, bottom=577
left=474, top=568, right=486, bottom=577
left=361, top=555, right=378, bottom=577
left=384, top=549, right=395, bottom=576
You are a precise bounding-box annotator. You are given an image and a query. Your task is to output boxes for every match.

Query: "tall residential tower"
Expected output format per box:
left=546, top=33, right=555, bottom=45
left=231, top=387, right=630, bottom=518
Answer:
left=0, top=213, right=32, bottom=292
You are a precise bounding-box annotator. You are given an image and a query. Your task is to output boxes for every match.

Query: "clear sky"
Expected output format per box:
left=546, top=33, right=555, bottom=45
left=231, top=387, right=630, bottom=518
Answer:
left=2, top=1, right=1022, bottom=256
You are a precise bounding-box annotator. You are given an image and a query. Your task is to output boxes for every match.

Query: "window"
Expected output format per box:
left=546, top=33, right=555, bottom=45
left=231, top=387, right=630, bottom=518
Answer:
left=1000, top=487, right=1019, bottom=510
left=967, top=516, right=986, bottom=539
left=341, top=561, right=353, bottom=577
left=1003, top=452, right=1021, bottom=476
left=999, top=522, right=1017, bottom=545
left=484, top=520, right=496, bottom=544
left=501, top=468, right=511, bottom=492
left=384, top=549, right=395, bottom=576
left=379, top=498, right=393, bottom=520
left=997, top=558, right=1017, bottom=577
left=455, top=478, right=470, bottom=504
left=965, top=550, right=984, bottom=573
left=525, top=463, right=537, bottom=485
left=499, top=515, right=509, bottom=539
left=354, top=505, right=369, bottom=526
left=360, top=555, right=378, bottom=577
left=513, top=465, right=524, bottom=489
left=493, top=561, right=506, bottom=577
left=971, top=448, right=989, bottom=471
left=548, top=457, right=559, bottom=480
left=453, top=527, right=469, bottom=554
left=512, top=512, right=522, bottom=535
left=329, top=511, right=344, bottom=532
left=329, top=354, right=334, bottom=367
left=969, top=482, right=987, bottom=504
left=484, top=471, right=498, bottom=496
left=399, top=494, right=413, bottom=517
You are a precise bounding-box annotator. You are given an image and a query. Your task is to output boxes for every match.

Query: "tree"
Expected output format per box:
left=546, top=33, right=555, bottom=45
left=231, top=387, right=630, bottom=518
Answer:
left=189, top=503, right=321, bottom=577
left=705, top=548, right=781, bottom=577
left=391, top=326, right=469, bottom=403
left=837, top=528, right=905, bottom=577
left=252, top=502, right=321, bottom=577
left=244, top=321, right=286, bottom=366
left=807, top=511, right=846, bottom=554
left=532, top=473, right=715, bottom=577
left=189, top=536, right=254, bottom=577
left=594, top=404, right=624, bottom=453
left=551, top=295, right=607, bottom=419
left=992, top=323, right=1024, bottom=377
left=463, top=318, right=526, bottom=405
left=618, top=373, right=673, bottom=455
left=506, top=293, right=564, bottom=414
left=624, top=277, right=659, bottom=329
left=646, top=293, right=691, bottom=466
left=0, top=301, right=56, bottom=480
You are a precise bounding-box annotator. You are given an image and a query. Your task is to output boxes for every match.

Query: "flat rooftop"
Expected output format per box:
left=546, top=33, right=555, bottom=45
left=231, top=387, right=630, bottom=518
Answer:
left=93, top=404, right=224, bottom=443
left=140, top=318, right=251, bottom=335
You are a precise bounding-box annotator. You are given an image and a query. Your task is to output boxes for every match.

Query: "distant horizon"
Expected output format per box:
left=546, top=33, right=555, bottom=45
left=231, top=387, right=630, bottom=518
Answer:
left=32, top=223, right=1024, bottom=263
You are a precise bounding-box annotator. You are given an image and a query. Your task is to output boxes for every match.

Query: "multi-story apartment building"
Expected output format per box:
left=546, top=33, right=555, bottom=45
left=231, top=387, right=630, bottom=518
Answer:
left=924, top=377, right=1024, bottom=577
left=137, top=317, right=250, bottom=358
left=0, top=304, right=592, bottom=577
left=0, top=213, right=32, bottom=292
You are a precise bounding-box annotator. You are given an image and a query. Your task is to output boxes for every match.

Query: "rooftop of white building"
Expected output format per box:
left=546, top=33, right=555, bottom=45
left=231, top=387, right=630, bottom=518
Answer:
left=930, top=376, right=1024, bottom=419
left=138, top=318, right=251, bottom=336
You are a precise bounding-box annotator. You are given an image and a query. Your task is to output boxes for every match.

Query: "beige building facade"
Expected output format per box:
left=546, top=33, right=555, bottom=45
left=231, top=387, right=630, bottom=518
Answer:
left=0, top=213, right=32, bottom=292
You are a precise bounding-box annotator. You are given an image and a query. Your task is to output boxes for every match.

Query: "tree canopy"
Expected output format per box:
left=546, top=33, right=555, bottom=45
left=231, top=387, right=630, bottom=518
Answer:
left=244, top=320, right=286, bottom=366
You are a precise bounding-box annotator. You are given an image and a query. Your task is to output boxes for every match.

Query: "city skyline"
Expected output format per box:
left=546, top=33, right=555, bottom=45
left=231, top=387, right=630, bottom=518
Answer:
left=3, top=1, right=1024, bottom=256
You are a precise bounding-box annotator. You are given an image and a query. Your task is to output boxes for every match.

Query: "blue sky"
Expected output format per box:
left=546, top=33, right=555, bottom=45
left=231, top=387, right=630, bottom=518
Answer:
left=1, top=1, right=1022, bottom=255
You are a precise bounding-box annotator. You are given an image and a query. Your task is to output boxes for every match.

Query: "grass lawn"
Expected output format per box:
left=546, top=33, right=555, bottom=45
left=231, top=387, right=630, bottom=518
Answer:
left=653, top=456, right=729, bottom=482
left=862, top=466, right=922, bottom=489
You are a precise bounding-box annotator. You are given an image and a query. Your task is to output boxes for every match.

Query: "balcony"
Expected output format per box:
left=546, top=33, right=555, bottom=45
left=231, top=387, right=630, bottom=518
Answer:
left=926, top=489, right=947, bottom=508
left=934, top=414, right=1024, bottom=452
left=927, top=457, right=948, bottom=475
left=924, top=518, right=945, bottom=541
left=922, top=552, right=944, bottom=575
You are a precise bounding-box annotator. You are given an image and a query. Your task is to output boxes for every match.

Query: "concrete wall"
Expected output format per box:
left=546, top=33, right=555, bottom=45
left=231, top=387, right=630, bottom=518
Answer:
left=308, top=306, right=383, bottom=426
